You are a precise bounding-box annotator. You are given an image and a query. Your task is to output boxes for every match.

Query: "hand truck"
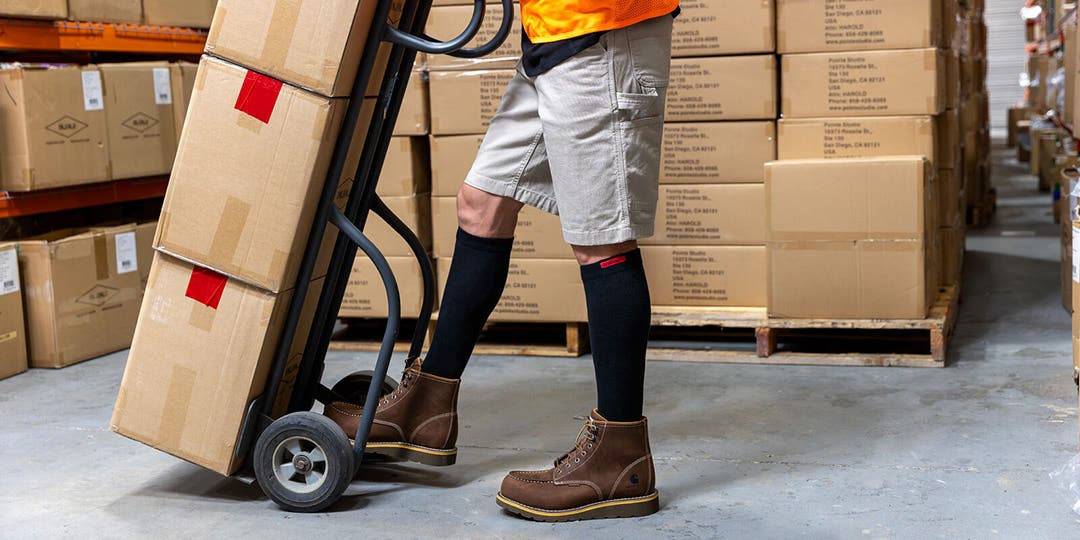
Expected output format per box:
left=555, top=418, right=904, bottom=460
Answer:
left=231, top=0, right=514, bottom=513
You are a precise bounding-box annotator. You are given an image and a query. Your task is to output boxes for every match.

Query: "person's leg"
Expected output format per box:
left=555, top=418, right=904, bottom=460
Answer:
left=420, top=185, right=523, bottom=379
left=325, top=65, right=557, bottom=466
left=496, top=14, right=672, bottom=521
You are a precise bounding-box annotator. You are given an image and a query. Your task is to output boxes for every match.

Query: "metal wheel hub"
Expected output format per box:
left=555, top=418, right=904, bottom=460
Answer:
left=272, top=436, right=329, bottom=494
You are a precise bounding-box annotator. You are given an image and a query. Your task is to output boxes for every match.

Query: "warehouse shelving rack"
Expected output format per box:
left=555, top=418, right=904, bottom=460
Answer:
left=227, top=0, right=513, bottom=513
left=0, top=18, right=204, bottom=219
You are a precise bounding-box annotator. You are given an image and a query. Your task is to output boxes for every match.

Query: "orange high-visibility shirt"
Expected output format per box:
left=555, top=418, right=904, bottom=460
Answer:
left=520, top=0, right=681, bottom=43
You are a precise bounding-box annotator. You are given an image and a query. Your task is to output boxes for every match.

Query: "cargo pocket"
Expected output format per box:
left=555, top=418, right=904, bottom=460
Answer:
left=619, top=114, right=662, bottom=215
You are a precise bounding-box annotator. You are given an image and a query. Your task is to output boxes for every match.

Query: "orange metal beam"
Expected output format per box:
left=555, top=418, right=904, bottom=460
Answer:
left=0, top=177, right=169, bottom=219
left=0, top=19, right=206, bottom=55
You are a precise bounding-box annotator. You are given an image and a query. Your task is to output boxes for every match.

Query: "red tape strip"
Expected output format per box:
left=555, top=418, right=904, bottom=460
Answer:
left=186, top=266, right=228, bottom=309
left=234, top=70, right=283, bottom=124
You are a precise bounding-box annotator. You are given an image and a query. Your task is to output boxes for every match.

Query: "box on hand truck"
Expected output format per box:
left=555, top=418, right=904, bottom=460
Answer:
left=111, top=0, right=513, bottom=513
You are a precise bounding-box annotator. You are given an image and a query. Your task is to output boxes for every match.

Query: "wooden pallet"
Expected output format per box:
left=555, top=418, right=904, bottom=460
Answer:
left=329, top=317, right=589, bottom=358
left=646, top=285, right=961, bottom=368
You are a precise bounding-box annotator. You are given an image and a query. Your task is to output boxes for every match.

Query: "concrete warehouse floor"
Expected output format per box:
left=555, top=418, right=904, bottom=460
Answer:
left=2, top=141, right=1079, bottom=539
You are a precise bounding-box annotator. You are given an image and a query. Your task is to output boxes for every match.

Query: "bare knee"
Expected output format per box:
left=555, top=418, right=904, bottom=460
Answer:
left=456, top=184, right=523, bottom=239
left=572, top=241, right=638, bottom=266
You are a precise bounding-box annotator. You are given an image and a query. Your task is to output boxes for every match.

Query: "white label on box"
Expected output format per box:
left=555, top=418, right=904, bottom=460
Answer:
left=82, top=71, right=103, bottom=111
left=1070, top=178, right=1080, bottom=221
left=115, top=232, right=138, bottom=275
left=1073, top=226, right=1080, bottom=283
left=152, top=68, right=173, bottom=105
left=0, top=249, right=19, bottom=296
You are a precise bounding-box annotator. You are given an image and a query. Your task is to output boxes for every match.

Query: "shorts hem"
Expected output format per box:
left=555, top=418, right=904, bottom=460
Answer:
left=464, top=172, right=560, bottom=215
left=563, top=224, right=654, bottom=247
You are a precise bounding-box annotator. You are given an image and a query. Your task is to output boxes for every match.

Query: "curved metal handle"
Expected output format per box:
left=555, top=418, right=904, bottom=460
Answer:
left=383, top=0, right=485, bottom=54
left=444, top=0, right=514, bottom=58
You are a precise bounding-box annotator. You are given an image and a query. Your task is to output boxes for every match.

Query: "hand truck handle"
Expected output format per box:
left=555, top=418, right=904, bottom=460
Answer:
left=383, top=0, right=514, bottom=55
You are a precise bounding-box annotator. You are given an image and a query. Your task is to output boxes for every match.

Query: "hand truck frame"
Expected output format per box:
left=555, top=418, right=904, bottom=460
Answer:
left=231, top=0, right=514, bottom=512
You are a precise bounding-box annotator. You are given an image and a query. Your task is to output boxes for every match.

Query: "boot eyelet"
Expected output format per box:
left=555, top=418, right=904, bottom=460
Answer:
left=575, top=458, right=580, bottom=463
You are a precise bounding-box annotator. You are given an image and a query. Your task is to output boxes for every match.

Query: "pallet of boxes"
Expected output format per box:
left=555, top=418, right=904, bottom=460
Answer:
left=0, top=58, right=201, bottom=379
left=759, top=0, right=960, bottom=367
left=111, top=0, right=394, bottom=476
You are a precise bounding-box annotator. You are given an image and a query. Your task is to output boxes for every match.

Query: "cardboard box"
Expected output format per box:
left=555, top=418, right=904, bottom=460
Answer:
left=1068, top=219, right=1080, bottom=313
left=937, top=108, right=960, bottom=170
left=781, top=49, right=945, bottom=118
left=170, top=61, right=198, bottom=141
left=341, top=255, right=433, bottom=318
left=667, top=56, right=777, bottom=121
left=662, top=122, right=776, bottom=184
left=156, top=56, right=372, bottom=293
left=940, top=224, right=964, bottom=286
left=0, top=65, right=110, bottom=191
left=135, top=221, right=157, bottom=293
left=945, top=49, right=961, bottom=110
left=18, top=224, right=142, bottom=368
left=641, top=246, right=767, bottom=307
left=766, top=157, right=933, bottom=319
left=777, top=0, right=940, bottom=53
left=0, top=0, right=66, bottom=19
left=938, top=169, right=961, bottom=227
left=378, top=137, right=431, bottom=197
left=395, top=71, right=430, bottom=136
left=142, top=0, right=216, bottom=28
left=205, top=0, right=381, bottom=96
left=425, top=2, right=522, bottom=71
left=431, top=196, right=573, bottom=259
left=766, top=157, right=933, bottom=242
left=429, top=69, right=516, bottom=135
left=0, top=244, right=28, bottom=381
left=430, top=134, right=484, bottom=196
left=672, top=0, right=775, bottom=56
left=111, top=253, right=324, bottom=476
left=362, top=195, right=431, bottom=257
left=99, top=62, right=179, bottom=179
left=778, top=116, right=936, bottom=164
left=437, top=258, right=587, bottom=322
left=67, top=0, right=140, bottom=23
left=642, top=184, right=766, bottom=245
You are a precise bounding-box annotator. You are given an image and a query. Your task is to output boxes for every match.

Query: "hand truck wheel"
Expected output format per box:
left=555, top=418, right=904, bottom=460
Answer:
left=254, top=412, right=354, bottom=513
left=331, top=370, right=398, bottom=404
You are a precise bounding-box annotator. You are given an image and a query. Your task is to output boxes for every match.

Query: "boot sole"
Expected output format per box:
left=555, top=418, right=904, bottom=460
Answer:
left=363, top=442, right=457, bottom=466
left=495, top=491, right=660, bottom=522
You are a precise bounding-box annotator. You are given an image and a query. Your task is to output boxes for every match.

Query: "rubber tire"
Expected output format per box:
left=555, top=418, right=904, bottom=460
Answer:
left=331, top=370, right=398, bottom=405
left=254, top=412, right=354, bottom=513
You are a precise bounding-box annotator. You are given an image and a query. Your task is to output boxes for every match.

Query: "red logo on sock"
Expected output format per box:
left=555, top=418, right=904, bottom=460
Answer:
left=600, top=256, right=627, bottom=269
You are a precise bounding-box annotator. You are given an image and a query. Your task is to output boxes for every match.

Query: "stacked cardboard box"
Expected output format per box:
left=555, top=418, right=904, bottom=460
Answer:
left=0, top=1, right=217, bottom=27
left=112, top=0, right=389, bottom=475
left=0, top=61, right=197, bottom=191
left=425, top=1, right=588, bottom=322
left=0, top=243, right=28, bottom=380
left=957, top=2, right=991, bottom=223
left=641, top=1, right=777, bottom=310
left=771, top=0, right=960, bottom=319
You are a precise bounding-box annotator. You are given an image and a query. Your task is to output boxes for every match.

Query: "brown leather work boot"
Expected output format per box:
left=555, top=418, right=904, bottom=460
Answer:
left=323, top=362, right=459, bottom=466
left=496, top=410, right=659, bottom=521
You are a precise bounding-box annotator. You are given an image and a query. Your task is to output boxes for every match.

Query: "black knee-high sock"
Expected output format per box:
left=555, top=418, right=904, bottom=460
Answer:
left=422, top=228, right=514, bottom=379
left=581, top=249, right=651, bottom=422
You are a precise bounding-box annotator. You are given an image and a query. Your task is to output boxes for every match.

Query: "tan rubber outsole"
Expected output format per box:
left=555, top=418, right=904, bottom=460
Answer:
left=364, top=442, right=457, bottom=466
left=495, top=491, right=660, bottom=522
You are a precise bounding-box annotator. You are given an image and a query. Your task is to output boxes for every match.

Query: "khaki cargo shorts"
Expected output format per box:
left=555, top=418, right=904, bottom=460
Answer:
left=464, top=15, right=673, bottom=246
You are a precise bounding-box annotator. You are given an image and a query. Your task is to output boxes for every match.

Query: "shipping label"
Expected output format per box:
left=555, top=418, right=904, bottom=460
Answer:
left=153, top=68, right=173, bottom=105
left=115, top=232, right=138, bottom=275
left=82, top=71, right=104, bottom=111
left=0, top=249, right=19, bottom=296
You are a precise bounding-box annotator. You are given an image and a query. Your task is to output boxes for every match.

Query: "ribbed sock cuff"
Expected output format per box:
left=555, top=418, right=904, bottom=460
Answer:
left=580, top=248, right=644, bottom=282
left=456, top=227, right=514, bottom=253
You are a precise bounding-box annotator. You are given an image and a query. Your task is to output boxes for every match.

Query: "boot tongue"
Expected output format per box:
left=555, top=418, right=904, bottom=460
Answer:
left=590, top=409, right=608, bottom=423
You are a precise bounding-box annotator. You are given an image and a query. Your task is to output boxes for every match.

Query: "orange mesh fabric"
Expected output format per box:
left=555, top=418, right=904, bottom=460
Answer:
left=520, top=0, right=680, bottom=43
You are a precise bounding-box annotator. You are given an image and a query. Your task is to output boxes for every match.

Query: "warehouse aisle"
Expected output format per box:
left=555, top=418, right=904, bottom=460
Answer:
left=1, top=141, right=1078, bottom=539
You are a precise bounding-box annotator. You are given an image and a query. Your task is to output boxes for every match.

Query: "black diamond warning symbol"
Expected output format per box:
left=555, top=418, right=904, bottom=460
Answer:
left=121, top=112, right=159, bottom=134
left=76, top=285, right=119, bottom=308
left=46, top=116, right=88, bottom=139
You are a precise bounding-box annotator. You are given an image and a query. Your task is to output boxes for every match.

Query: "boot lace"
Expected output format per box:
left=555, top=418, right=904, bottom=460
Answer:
left=555, top=419, right=599, bottom=470
left=379, top=369, right=417, bottom=407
